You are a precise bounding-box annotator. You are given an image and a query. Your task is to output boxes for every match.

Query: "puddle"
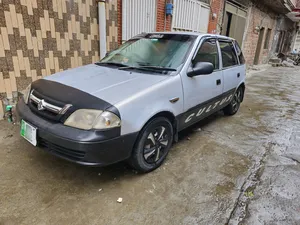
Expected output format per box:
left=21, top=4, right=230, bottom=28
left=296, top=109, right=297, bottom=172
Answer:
left=215, top=181, right=235, bottom=196
left=218, top=152, right=251, bottom=178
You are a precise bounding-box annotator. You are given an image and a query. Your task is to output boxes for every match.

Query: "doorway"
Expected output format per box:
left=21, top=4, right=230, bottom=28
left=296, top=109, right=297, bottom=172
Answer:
left=275, top=31, right=286, bottom=53
left=221, top=2, right=247, bottom=46
left=254, top=27, right=265, bottom=65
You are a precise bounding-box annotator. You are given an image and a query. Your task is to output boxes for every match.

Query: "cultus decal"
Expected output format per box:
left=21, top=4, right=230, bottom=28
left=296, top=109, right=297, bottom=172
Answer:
left=185, top=94, right=233, bottom=123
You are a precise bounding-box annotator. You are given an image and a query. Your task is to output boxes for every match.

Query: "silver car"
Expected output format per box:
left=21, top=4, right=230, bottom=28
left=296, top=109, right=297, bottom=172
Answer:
left=17, top=32, right=246, bottom=173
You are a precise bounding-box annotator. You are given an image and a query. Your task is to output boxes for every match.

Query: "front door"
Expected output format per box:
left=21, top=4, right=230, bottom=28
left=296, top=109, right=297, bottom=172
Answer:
left=179, top=38, right=224, bottom=130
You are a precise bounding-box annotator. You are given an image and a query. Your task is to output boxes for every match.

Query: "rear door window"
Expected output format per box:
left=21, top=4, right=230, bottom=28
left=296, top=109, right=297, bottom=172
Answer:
left=234, top=41, right=245, bottom=64
left=219, top=41, right=239, bottom=68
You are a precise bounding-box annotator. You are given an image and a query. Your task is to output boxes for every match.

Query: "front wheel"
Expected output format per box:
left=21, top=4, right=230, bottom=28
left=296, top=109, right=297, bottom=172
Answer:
left=129, top=117, right=173, bottom=173
left=223, top=87, right=244, bottom=116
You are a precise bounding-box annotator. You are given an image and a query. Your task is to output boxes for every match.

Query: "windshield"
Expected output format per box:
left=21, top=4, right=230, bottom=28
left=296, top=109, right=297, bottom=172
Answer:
left=100, top=34, right=197, bottom=71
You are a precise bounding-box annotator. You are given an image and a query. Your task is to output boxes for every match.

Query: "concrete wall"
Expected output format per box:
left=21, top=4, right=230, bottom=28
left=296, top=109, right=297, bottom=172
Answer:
left=271, top=16, right=297, bottom=54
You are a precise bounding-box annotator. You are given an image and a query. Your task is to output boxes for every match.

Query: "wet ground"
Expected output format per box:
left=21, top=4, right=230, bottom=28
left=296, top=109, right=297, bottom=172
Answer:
left=1, top=66, right=300, bottom=225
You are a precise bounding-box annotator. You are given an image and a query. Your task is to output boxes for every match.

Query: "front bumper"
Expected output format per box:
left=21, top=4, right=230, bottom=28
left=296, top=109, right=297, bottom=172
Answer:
left=17, top=99, right=138, bottom=166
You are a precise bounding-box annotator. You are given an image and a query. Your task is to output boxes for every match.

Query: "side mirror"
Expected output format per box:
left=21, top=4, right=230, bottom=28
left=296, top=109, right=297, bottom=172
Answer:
left=187, top=62, right=214, bottom=77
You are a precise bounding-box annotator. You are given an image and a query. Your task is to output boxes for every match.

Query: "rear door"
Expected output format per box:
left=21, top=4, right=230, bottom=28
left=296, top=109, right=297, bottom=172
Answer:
left=218, top=39, right=240, bottom=94
left=233, top=40, right=246, bottom=83
left=179, top=38, right=224, bottom=129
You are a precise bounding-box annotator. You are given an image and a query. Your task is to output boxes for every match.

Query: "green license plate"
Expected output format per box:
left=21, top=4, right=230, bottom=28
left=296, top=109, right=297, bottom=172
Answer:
left=21, top=120, right=37, bottom=146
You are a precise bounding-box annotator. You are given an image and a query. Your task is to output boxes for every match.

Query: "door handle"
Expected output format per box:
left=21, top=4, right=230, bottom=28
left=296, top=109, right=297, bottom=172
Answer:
left=237, top=73, right=240, bottom=78
left=216, top=79, right=221, bottom=85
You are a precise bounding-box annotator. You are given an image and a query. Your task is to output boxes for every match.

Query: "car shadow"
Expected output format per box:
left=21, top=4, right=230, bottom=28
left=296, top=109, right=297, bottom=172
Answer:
left=29, top=111, right=226, bottom=184
left=177, top=111, right=224, bottom=141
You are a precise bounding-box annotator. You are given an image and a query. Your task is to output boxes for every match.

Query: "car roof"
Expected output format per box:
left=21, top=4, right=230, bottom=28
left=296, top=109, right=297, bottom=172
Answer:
left=149, top=31, right=235, bottom=41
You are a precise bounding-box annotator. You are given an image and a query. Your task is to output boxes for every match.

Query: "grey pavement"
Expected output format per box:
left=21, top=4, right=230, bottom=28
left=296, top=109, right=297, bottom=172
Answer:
left=0, top=66, right=300, bottom=225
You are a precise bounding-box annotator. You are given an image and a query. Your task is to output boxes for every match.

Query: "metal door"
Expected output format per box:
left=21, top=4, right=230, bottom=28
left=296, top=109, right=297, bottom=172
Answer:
left=122, top=0, right=157, bottom=42
left=172, top=0, right=210, bottom=33
left=179, top=38, right=223, bottom=129
left=222, top=2, right=247, bottom=45
left=219, top=40, right=241, bottom=92
left=182, top=65, right=223, bottom=111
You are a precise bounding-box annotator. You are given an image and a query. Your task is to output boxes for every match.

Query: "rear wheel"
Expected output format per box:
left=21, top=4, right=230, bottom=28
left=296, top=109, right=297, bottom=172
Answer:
left=223, top=87, right=243, bottom=116
left=129, top=117, right=173, bottom=173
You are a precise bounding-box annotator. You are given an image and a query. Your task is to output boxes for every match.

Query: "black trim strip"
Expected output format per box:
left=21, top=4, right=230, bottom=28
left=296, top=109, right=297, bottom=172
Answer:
left=177, top=88, right=236, bottom=131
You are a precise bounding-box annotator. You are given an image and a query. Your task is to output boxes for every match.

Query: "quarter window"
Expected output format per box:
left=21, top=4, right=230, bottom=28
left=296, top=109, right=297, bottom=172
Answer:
left=194, top=39, right=219, bottom=70
left=234, top=41, right=245, bottom=64
left=219, top=41, right=239, bottom=68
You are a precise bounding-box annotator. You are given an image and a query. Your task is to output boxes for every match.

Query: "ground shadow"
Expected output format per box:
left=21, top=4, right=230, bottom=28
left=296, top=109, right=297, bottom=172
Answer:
left=27, top=111, right=226, bottom=185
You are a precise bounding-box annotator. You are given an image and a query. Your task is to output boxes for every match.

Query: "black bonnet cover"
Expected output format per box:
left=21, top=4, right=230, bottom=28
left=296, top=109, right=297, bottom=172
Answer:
left=31, top=79, right=120, bottom=118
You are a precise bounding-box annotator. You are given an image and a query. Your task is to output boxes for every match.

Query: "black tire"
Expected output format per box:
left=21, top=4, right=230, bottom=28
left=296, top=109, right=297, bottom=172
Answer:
left=223, top=87, right=244, bottom=116
left=129, top=117, right=173, bottom=173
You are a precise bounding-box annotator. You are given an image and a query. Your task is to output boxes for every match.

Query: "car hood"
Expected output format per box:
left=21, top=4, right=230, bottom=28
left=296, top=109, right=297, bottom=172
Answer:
left=45, top=64, right=169, bottom=105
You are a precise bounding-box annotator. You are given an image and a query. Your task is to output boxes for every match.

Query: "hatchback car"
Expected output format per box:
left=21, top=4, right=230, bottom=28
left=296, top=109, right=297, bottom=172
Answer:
left=17, top=32, right=246, bottom=172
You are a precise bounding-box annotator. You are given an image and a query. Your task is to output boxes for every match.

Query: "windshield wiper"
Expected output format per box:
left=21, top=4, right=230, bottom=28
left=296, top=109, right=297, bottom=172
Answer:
left=95, top=62, right=128, bottom=67
left=96, top=62, right=177, bottom=72
left=119, top=66, right=177, bottom=72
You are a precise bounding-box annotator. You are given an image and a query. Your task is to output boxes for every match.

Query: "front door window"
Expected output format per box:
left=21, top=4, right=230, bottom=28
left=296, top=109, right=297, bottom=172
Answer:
left=193, top=39, right=219, bottom=70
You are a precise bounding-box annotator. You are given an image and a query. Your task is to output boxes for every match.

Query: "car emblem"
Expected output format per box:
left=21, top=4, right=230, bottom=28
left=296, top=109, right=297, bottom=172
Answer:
left=37, top=99, right=45, bottom=111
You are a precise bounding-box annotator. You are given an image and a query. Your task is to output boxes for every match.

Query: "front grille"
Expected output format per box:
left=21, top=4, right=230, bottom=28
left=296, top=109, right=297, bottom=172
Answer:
left=39, top=138, right=86, bottom=161
left=28, top=89, right=72, bottom=122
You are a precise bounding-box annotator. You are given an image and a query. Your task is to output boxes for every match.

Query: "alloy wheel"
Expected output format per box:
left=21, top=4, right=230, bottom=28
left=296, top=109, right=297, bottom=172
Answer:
left=232, top=89, right=242, bottom=113
left=143, top=126, right=169, bottom=164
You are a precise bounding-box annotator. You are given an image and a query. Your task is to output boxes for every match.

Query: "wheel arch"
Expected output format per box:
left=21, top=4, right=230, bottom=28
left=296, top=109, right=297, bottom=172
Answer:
left=141, top=111, right=178, bottom=136
left=131, top=111, right=178, bottom=156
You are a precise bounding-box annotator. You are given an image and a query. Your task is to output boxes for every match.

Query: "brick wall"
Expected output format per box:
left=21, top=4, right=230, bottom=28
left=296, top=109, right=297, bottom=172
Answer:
left=242, top=2, right=277, bottom=65
left=156, top=0, right=172, bottom=32
left=208, top=0, right=225, bottom=34
left=117, top=0, right=122, bottom=46
left=0, top=0, right=100, bottom=116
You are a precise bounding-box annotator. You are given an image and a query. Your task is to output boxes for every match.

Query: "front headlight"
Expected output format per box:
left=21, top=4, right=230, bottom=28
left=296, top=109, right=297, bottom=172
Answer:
left=23, top=84, right=31, bottom=104
left=64, top=109, right=121, bottom=130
